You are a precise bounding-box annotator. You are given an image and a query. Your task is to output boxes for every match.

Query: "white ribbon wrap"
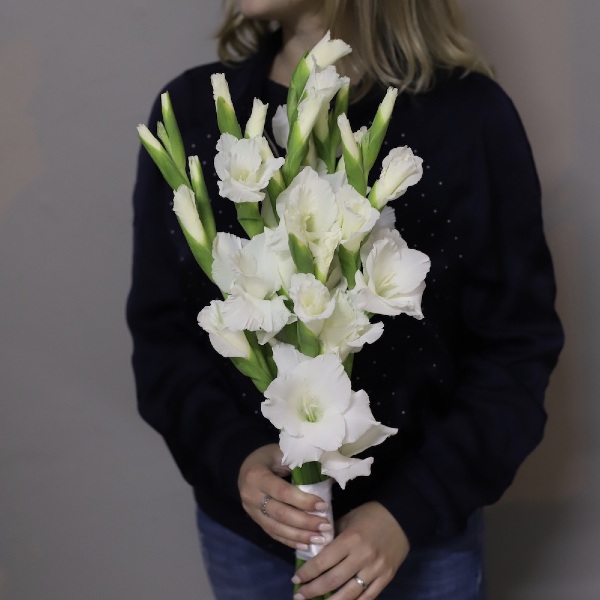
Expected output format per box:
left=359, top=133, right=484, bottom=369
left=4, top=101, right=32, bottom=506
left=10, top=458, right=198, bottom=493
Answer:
left=295, top=478, right=335, bottom=560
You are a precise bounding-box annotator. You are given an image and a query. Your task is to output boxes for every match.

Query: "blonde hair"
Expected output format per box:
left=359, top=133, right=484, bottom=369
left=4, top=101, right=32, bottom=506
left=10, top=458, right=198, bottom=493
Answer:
left=217, top=0, right=492, bottom=96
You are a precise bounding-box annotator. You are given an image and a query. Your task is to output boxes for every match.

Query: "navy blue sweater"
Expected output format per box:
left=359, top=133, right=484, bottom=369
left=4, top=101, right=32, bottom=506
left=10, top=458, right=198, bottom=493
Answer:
left=127, top=38, right=563, bottom=560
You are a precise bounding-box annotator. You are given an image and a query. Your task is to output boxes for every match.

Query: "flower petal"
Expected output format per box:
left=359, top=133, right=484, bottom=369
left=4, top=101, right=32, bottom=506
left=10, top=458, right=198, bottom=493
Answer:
left=341, top=422, right=398, bottom=457
left=211, top=232, right=247, bottom=294
left=341, top=390, right=379, bottom=444
left=271, top=342, right=310, bottom=375
left=221, top=287, right=294, bottom=335
left=320, top=451, right=373, bottom=489
left=197, top=300, right=251, bottom=358
left=279, top=432, right=324, bottom=470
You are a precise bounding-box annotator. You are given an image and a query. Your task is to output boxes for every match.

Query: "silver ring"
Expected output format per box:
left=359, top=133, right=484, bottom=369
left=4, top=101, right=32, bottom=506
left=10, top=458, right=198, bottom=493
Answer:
left=260, top=495, right=272, bottom=517
left=354, top=575, right=369, bottom=591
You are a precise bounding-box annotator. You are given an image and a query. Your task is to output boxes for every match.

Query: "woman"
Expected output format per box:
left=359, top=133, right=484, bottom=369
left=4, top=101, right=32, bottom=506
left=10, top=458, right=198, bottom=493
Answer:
left=127, top=1, right=563, bottom=598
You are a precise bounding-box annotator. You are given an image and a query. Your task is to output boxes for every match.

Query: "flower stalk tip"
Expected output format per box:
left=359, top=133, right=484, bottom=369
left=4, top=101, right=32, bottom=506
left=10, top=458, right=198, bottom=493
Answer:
left=361, top=87, right=399, bottom=177
left=160, top=92, right=187, bottom=172
left=137, top=124, right=189, bottom=191
left=337, top=114, right=366, bottom=195
left=245, top=99, right=269, bottom=139
left=188, top=156, right=217, bottom=243
left=211, top=73, right=243, bottom=139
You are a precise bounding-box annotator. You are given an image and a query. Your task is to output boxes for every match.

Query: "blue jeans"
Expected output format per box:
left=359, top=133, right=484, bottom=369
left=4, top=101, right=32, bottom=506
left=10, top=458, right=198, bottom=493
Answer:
left=196, top=508, right=485, bottom=600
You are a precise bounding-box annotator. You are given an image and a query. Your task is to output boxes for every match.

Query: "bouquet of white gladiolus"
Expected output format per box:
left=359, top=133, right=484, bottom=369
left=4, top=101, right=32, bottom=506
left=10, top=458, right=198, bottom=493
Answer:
left=138, top=31, right=430, bottom=598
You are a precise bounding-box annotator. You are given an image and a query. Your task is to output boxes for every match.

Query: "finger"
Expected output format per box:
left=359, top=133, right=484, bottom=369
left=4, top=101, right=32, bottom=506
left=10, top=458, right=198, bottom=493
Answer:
left=294, top=555, right=360, bottom=600
left=260, top=513, right=330, bottom=549
left=266, top=476, right=330, bottom=513
left=297, top=562, right=388, bottom=600
left=326, top=574, right=385, bottom=600
left=270, top=532, right=313, bottom=554
left=260, top=496, right=332, bottom=533
left=293, top=537, right=352, bottom=584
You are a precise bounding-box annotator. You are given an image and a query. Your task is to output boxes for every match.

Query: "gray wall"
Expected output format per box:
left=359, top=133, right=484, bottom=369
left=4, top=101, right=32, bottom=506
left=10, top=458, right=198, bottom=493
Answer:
left=1, top=1, right=597, bottom=598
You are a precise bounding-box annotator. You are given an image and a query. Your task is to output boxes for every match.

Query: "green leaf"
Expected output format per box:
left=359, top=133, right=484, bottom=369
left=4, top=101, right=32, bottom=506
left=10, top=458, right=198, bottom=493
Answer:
left=156, top=121, right=173, bottom=157
left=288, top=234, right=315, bottom=275
left=342, top=147, right=367, bottom=196
left=138, top=125, right=190, bottom=191
left=287, top=51, right=310, bottom=122
left=266, top=173, right=285, bottom=222
left=343, top=353, right=354, bottom=377
left=177, top=222, right=213, bottom=282
left=235, top=202, right=264, bottom=238
left=338, top=245, right=360, bottom=289
left=283, top=122, right=310, bottom=185
left=277, top=322, right=301, bottom=350
left=216, top=96, right=243, bottom=139
left=362, top=88, right=398, bottom=178
left=297, top=320, right=320, bottom=358
left=230, top=356, right=273, bottom=393
left=161, top=92, right=187, bottom=172
left=188, top=156, right=216, bottom=243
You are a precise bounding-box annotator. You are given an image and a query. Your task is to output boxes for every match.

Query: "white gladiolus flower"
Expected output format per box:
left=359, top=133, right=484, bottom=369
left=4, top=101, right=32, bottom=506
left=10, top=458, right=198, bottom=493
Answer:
left=320, top=288, right=384, bottom=360
left=272, top=104, right=289, bottom=149
left=213, top=232, right=283, bottom=298
left=172, top=185, right=207, bottom=247
left=335, top=183, right=380, bottom=252
left=197, top=300, right=251, bottom=358
left=289, top=273, right=336, bottom=336
left=369, top=146, right=423, bottom=208
left=353, top=228, right=430, bottom=317
left=308, top=31, right=352, bottom=69
left=276, top=167, right=342, bottom=279
left=215, top=133, right=285, bottom=203
left=221, top=286, right=294, bottom=342
left=212, top=232, right=294, bottom=339
left=262, top=345, right=396, bottom=480
left=305, top=64, right=350, bottom=109
left=262, top=346, right=380, bottom=471
left=293, top=65, right=348, bottom=145
left=320, top=390, right=398, bottom=488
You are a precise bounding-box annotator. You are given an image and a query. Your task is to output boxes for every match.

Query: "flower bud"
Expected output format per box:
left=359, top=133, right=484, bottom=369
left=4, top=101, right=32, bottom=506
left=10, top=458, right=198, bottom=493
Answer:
left=211, top=73, right=242, bottom=138
left=245, top=99, right=268, bottom=139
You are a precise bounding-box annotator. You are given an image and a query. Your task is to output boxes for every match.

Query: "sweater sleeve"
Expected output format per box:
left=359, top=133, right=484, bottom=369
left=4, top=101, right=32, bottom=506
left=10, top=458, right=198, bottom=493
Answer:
left=126, top=80, right=276, bottom=503
left=370, top=84, right=564, bottom=546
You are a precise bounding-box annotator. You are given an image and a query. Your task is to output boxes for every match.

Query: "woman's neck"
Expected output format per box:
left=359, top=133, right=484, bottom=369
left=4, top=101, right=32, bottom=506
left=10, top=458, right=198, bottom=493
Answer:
left=269, top=16, right=326, bottom=86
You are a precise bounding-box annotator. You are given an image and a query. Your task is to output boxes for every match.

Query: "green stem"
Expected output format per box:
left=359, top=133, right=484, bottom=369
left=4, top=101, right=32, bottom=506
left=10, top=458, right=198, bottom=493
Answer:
left=291, top=461, right=326, bottom=486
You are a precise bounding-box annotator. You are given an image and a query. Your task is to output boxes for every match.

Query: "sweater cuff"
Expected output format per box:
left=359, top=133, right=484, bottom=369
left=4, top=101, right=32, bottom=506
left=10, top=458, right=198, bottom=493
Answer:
left=217, top=426, right=279, bottom=503
left=370, top=480, right=440, bottom=548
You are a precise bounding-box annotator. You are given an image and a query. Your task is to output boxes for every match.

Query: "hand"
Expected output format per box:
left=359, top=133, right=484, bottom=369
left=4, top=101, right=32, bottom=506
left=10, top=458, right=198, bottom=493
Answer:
left=238, top=444, right=333, bottom=552
left=292, top=502, right=410, bottom=599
